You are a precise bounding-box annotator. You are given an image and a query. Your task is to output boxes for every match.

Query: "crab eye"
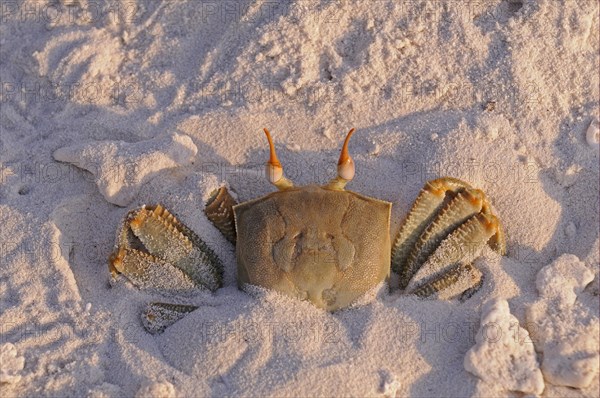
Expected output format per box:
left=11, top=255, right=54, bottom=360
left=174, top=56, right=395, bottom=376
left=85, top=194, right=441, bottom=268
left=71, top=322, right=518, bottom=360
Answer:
left=325, top=128, right=356, bottom=190
left=263, top=128, right=294, bottom=190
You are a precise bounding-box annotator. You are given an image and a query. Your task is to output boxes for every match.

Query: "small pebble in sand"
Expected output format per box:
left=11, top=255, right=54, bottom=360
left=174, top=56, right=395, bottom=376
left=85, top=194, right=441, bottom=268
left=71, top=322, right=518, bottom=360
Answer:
left=586, top=119, right=599, bottom=149
left=430, top=133, right=438, bottom=141
left=371, top=143, right=381, bottom=156
left=483, top=101, right=496, bottom=112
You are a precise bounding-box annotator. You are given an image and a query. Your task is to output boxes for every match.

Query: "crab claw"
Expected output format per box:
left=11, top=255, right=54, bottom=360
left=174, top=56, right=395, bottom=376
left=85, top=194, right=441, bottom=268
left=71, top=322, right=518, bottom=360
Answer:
left=264, top=128, right=294, bottom=190
left=391, top=177, right=506, bottom=299
left=326, top=128, right=356, bottom=190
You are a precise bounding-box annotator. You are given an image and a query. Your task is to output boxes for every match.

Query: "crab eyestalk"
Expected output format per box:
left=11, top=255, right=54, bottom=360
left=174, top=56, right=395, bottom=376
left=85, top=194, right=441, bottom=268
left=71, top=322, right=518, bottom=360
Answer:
left=326, top=128, right=356, bottom=190
left=264, top=128, right=294, bottom=190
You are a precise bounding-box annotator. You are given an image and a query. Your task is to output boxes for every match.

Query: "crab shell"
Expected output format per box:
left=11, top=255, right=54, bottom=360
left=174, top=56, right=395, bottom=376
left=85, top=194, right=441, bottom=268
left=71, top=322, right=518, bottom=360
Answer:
left=233, top=184, right=391, bottom=311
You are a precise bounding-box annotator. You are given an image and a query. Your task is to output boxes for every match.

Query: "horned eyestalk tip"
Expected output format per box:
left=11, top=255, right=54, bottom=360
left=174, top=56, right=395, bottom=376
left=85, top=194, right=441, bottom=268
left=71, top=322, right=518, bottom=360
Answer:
left=337, top=128, right=355, bottom=165
left=337, top=128, right=356, bottom=180
left=326, top=128, right=356, bottom=190
left=263, top=128, right=293, bottom=190
left=263, top=128, right=281, bottom=167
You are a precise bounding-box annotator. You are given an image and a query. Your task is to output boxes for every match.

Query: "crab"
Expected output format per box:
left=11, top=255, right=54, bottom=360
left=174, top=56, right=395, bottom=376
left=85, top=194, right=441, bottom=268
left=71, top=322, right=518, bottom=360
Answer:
left=109, top=129, right=506, bottom=333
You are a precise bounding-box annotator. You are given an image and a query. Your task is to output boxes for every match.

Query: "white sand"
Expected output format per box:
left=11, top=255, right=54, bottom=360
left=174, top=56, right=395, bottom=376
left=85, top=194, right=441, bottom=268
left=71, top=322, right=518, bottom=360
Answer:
left=0, top=0, right=598, bottom=397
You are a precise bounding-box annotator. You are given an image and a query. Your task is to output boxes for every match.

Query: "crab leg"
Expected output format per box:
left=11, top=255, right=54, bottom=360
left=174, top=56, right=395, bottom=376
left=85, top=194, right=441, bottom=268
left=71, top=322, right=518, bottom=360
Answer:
left=405, top=212, right=500, bottom=299
left=205, top=186, right=237, bottom=244
left=392, top=177, right=474, bottom=287
left=401, top=188, right=485, bottom=287
left=109, top=205, right=224, bottom=292
left=411, top=263, right=482, bottom=299
left=128, top=205, right=223, bottom=291
left=110, top=248, right=201, bottom=293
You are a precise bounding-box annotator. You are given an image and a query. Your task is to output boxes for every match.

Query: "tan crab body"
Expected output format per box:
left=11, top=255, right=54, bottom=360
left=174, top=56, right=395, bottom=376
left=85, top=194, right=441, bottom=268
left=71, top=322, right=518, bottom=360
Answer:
left=109, top=128, right=506, bottom=334
left=233, top=185, right=391, bottom=311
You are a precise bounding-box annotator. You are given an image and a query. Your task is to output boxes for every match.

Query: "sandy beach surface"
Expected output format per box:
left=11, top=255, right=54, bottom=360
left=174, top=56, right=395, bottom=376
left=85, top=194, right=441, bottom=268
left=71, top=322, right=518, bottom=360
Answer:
left=1, top=1, right=598, bottom=397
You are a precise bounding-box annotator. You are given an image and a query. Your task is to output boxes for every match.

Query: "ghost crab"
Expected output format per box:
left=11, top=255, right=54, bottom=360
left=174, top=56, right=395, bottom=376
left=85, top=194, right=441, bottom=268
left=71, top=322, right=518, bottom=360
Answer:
left=109, top=129, right=505, bottom=333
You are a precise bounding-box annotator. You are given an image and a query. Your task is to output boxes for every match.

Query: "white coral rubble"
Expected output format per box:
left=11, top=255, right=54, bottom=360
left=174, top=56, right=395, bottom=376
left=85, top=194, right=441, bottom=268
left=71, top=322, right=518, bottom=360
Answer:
left=464, top=298, right=544, bottom=396
left=526, top=254, right=598, bottom=389
left=0, top=343, right=25, bottom=385
left=53, top=133, right=197, bottom=206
